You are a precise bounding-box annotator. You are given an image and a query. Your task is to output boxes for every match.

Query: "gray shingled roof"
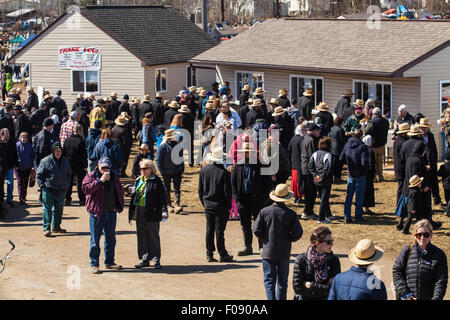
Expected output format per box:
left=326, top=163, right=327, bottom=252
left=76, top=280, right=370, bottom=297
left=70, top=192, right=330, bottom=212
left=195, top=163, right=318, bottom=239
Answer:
left=191, top=19, right=450, bottom=76
left=78, top=5, right=218, bottom=66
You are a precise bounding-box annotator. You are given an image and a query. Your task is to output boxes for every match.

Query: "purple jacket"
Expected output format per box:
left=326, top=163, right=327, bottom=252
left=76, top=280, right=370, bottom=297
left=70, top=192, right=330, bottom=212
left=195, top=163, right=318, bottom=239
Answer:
left=81, top=169, right=124, bottom=218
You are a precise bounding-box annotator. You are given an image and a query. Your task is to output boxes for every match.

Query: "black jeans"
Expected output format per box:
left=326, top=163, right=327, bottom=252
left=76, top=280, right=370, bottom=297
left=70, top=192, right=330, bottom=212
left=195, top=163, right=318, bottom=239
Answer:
left=429, top=164, right=441, bottom=202
left=396, top=179, right=404, bottom=207
left=237, top=199, right=264, bottom=249
left=302, top=174, right=317, bottom=215
left=162, top=173, right=182, bottom=198
left=205, top=209, right=229, bottom=257
left=317, top=184, right=332, bottom=221
left=66, top=170, right=87, bottom=203
left=332, top=154, right=343, bottom=180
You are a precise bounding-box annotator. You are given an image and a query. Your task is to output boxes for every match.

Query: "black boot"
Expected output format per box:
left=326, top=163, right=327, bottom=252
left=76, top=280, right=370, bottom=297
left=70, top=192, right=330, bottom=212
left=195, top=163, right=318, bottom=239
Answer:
left=396, top=218, right=404, bottom=231
left=237, top=230, right=253, bottom=256
left=402, top=213, right=413, bottom=234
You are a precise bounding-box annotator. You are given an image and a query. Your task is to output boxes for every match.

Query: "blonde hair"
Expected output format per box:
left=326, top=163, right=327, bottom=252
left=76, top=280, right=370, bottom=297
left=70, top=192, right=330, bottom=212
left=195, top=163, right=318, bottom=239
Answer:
left=171, top=114, right=183, bottom=127
left=413, top=219, right=433, bottom=238
left=139, top=159, right=157, bottom=173
left=73, top=123, right=82, bottom=134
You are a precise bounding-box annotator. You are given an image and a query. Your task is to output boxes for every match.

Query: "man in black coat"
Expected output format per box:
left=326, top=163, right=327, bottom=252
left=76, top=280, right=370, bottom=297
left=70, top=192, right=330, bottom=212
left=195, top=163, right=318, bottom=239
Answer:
left=0, top=104, right=16, bottom=142
left=328, top=117, right=346, bottom=182
left=369, top=107, right=390, bottom=182
left=33, top=118, right=57, bottom=168
left=335, top=89, right=354, bottom=118
left=62, top=124, right=87, bottom=206
left=239, top=84, right=250, bottom=107
left=314, top=102, right=334, bottom=137
left=272, top=107, right=294, bottom=151
left=232, top=142, right=272, bottom=256
left=111, top=113, right=133, bottom=177
left=198, top=147, right=234, bottom=263
left=392, top=104, right=415, bottom=139
left=419, top=118, right=441, bottom=205
left=52, top=90, right=67, bottom=120
left=246, top=99, right=265, bottom=128
left=26, top=87, right=39, bottom=113
left=14, top=105, right=33, bottom=140
left=297, top=88, right=314, bottom=121
left=109, top=92, right=121, bottom=121
left=118, top=94, right=130, bottom=116
left=71, top=94, right=84, bottom=112
left=393, top=123, right=410, bottom=207
left=138, top=95, right=153, bottom=129
left=30, top=97, right=51, bottom=135
left=151, top=93, right=165, bottom=126
left=288, top=123, right=306, bottom=203
left=278, top=89, right=290, bottom=109
left=300, top=123, right=320, bottom=219
left=164, top=101, right=180, bottom=130
left=179, top=105, right=195, bottom=166
left=75, top=102, right=91, bottom=139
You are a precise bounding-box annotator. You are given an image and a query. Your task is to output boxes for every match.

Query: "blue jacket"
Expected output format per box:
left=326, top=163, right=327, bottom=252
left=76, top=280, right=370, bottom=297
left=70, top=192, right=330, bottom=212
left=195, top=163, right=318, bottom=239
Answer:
left=142, top=123, right=157, bottom=146
left=16, top=141, right=35, bottom=171
left=92, top=138, right=123, bottom=175
left=86, top=128, right=101, bottom=161
left=155, top=140, right=184, bottom=176
left=339, top=137, right=369, bottom=178
left=36, top=154, right=72, bottom=196
left=328, top=266, right=387, bottom=300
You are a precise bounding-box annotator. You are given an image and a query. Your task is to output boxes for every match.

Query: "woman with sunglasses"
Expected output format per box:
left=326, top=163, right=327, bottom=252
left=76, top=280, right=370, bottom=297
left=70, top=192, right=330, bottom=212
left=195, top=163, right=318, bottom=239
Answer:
left=129, top=159, right=168, bottom=270
left=393, top=219, right=448, bottom=300
left=293, top=226, right=341, bottom=300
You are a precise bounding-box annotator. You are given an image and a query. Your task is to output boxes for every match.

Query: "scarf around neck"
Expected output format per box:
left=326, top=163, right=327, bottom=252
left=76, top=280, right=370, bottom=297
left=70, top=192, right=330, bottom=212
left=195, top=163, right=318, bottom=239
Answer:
left=307, top=245, right=333, bottom=283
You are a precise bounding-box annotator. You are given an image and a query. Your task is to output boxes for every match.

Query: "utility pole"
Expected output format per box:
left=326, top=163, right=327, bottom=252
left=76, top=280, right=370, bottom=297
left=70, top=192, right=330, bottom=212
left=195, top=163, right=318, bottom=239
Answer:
left=221, top=0, right=224, bottom=22
left=202, top=0, right=208, bottom=32
left=275, top=0, right=280, bottom=18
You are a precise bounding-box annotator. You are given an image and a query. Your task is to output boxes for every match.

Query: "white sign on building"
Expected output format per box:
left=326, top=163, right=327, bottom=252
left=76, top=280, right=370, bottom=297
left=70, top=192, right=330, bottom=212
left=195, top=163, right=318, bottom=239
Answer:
left=58, top=46, right=101, bottom=70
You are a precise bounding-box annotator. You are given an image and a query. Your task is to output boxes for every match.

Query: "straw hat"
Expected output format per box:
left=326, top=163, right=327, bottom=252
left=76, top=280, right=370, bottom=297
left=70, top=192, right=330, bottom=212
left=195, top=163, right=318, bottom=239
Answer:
left=209, top=146, right=227, bottom=163
left=3, top=97, right=13, bottom=105
left=189, top=86, right=197, bottom=93
left=278, top=88, right=288, bottom=97
left=104, top=96, right=112, bottom=103
left=409, top=175, right=424, bottom=188
left=408, top=124, right=421, bottom=136
left=243, top=84, right=251, bottom=92
left=134, top=97, right=141, bottom=104
left=77, top=93, right=84, bottom=99
left=111, top=92, right=118, bottom=98
left=120, top=111, right=131, bottom=120
left=303, top=88, right=314, bottom=96
left=419, top=117, right=431, bottom=128
left=348, top=239, right=384, bottom=266
left=199, top=89, right=206, bottom=97
left=253, top=87, right=265, bottom=95
left=27, top=87, right=35, bottom=93
left=316, top=102, right=329, bottom=112
left=205, top=102, right=216, bottom=110
left=178, top=105, right=190, bottom=113
left=15, top=100, right=21, bottom=106
left=342, top=89, right=355, bottom=96
left=354, top=99, right=364, bottom=107
left=168, top=101, right=180, bottom=109
left=272, top=106, right=287, bottom=117
left=208, top=95, right=215, bottom=101
left=43, top=94, right=53, bottom=100
left=247, top=98, right=253, bottom=104
left=269, top=184, right=294, bottom=202
left=114, top=113, right=129, bottom=126
left=269, top=98, right=278, bottom=105
left=397, top=122, right=410, bottom=134
left=10, top=88, right=16, bottom=94
left=142, top=94, right=150, bottom=102
left=163, top=128, right=179, bottom=140
left=88, top=94, right=95, bottom=100
left=139, top=144, right=150, bottom=153
left=237, top=141, right=257, bottom=153
left=250, top=98, right=263, bottom=108
left=155, top=92, right=163, bottom=99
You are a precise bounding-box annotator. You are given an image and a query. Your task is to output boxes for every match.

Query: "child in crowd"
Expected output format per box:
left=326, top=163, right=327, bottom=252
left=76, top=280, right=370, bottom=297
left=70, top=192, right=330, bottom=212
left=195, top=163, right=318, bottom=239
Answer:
left=403, top=175, right=424, bottom=234
left=437, top=150, right=450, bottom=217
left=131, top=144, right=152, bottom=179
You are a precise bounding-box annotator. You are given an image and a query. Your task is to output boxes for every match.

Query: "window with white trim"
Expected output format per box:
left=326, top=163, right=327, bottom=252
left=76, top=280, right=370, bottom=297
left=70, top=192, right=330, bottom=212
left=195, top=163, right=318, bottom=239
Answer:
left=186, top=66, right=197, bottom=87
left=235, top=71, right=264, bottom=97
left=155, top=68, right=167, bottom=92
left=353, top=80, right=392, bottom=118
left=72, top=70, right=99, bottom=93
left=440, top=80, right=450, bottom=117
left=290, top=75, right=323, bottom=106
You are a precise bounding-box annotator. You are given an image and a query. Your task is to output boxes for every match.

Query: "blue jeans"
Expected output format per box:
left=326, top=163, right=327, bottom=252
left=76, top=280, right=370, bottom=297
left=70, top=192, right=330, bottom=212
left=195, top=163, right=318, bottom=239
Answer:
left=42, top=189, right=66, bottom=231
left=89, top=211, right=117, bottom=267
left=344, top=176, right=366, bottom=220
left=262, top=259, right=290, bottom=300
left=5, top=169, right=13, bottom=203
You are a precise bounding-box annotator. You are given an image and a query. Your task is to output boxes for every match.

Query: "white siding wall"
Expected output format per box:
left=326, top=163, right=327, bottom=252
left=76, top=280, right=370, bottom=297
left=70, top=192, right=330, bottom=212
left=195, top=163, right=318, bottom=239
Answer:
left=13, top=11, right=144, bottom=100
left=404, top=45, right=450, bottom=157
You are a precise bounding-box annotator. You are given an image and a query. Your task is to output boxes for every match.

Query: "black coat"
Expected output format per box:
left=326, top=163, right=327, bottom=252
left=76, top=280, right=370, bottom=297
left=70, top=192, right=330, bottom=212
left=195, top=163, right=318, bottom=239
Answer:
left=396, top=112, right=415, bottom=134
left=403, top=143, right=428, bottom=197
left=328, top=125, right=345, bottom=155
left=52, top=96, right=67, bottom=119
left=130, top=103, right=140, bottom=131
left=26, top=93, right=39, bottom=112
left=288, top=134, right=303, bottom=171
left=109, top=98, right=121, bottom=120
left=342, top=105, right=355, bottom=121
left=76, top=105, right=90, bottom=138
left=198, top=163, right=232, bottom=213
left=393, top=134, right=409, bottom=180
left=393, top=242, right=448, bottom=300
left=164, top=108, right=178, bottom=131
left=335, top=96, right=352, bottom=118
left=119, top=101, right=130, bottom=117
left=232, top=163, right=272, bottom=205
left=423, top=132, right=438, bottom=166
left=138, top=102, right=152, bottom=125
left=239, top=91, right=249, bottom=107
left=0, top=110, right=15, bottom=141
left=63, top=134, right=88, bottom=173
left=14, top=111, right=33, bottom=140
left=437, top=162, right=450, bottom=189
left=111, top=124, right=133, bottom=151
left=274, top=113, right=295, bottom=149
left=293, top=251, right=341, bottom=300
left=300, top=133, right=318, bottom=174
left=151, top=98, right=165, bottom=126
left=399, top=136, right=424, bottom=178
left=369, top=115, right=390, bottom=148
left=71, top=100, right=81, bottom=112
left=278, top=96, right=290, bottom=109
left=238, top=104, right=250, bottom=129
left=32, top=129, right=57, bottom=167
left=246, top=108, right=264, bottom=128
left=315, top=111, right=334, bottom=136
left=181, top=112, right=194, bottom=134
left=128, top=175, right=168, bottom=223
left=297, top=96, right=313, bottom=120
left=30, top=108, right=50, bottom=134
left=0, top=142, right=9, bottom=173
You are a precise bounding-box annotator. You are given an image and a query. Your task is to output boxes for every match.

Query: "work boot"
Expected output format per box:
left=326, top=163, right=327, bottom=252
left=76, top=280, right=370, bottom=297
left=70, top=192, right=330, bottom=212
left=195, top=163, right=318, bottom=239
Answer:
left=173, top=194, right=183, bottom=214
left=166, top=194, right=174, bottom=214
left=238, top=230, right=253, bottom=256
left=237, top=247, right=253, bottom=256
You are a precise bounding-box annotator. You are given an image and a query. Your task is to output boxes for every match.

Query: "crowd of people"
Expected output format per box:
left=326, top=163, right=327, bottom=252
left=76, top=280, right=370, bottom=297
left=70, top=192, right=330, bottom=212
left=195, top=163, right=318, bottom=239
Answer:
left=0, top=76, right=447, bottom=300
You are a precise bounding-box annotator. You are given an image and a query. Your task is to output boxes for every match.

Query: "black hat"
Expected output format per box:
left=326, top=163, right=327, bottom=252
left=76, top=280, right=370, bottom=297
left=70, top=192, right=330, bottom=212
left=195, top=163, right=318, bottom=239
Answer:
left=43, top=118, right=54, bottom=127
left=123, top=94, right=129, bottom=100
left=94, top=119, right=103, bottom=129
left=307, top=123, right=320, bottom=131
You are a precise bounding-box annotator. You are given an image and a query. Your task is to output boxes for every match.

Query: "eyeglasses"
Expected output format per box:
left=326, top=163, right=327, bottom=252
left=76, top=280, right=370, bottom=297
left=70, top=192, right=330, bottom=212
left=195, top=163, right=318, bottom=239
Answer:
left=101, top=167, right=110, bottom=170
left=415, top=232, right=431, bottom=239
left=140, top=167, right=150, bottom=171
left=319, top=239, right=334, bottom=245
